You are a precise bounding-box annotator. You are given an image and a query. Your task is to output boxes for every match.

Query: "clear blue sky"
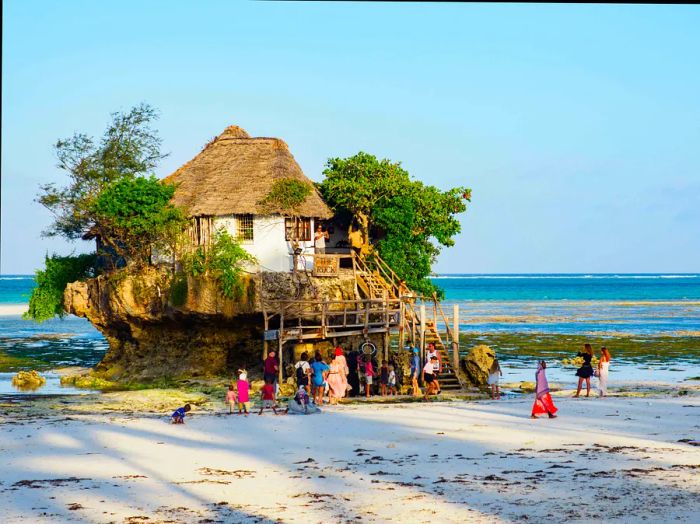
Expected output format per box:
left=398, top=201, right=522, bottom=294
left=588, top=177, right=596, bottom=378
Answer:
left=2, top=1, right=699, bottom=274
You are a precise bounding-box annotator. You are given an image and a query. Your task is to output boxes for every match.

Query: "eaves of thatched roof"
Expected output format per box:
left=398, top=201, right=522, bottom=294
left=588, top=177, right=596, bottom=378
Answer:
left=163, top=125, right=333, bottom=219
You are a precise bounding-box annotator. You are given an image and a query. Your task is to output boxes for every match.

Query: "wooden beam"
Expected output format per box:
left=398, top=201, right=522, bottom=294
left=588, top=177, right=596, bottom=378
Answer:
left=453, top=303, right=460, bottom=372
left=419, top=303, right=426, bottom=364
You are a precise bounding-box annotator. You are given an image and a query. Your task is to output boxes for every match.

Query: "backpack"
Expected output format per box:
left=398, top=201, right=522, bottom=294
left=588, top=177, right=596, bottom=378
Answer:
left=296, top=363, right=306, bottom=383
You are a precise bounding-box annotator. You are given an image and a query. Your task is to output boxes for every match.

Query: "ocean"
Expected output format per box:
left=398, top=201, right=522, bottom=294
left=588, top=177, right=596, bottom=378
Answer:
left=1, top=273, right=699, bottom=391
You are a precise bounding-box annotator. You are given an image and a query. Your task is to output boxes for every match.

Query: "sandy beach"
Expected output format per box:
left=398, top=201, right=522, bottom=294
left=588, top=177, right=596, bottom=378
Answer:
left=1, top=393, right=698, bottom=523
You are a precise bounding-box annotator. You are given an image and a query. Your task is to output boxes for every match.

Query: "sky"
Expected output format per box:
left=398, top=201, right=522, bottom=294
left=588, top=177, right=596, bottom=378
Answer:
left=2, top=1, right=699, bottom=275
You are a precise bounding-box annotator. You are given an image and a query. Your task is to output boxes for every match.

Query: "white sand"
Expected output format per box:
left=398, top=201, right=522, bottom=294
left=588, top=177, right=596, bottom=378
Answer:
left=1, top=396, right=698, bottom=523
left=0, top=305, right=28, bottom=316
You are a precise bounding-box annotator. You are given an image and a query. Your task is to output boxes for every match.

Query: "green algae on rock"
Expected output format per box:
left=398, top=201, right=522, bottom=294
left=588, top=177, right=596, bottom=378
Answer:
left=11, top=370, right=47, bottom=390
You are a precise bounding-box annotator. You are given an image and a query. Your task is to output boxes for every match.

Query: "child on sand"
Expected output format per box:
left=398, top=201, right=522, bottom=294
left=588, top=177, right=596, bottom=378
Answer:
left=237, top=370, right=250, bottom=416
left=380, top=360, right=389, bottom=396
left=388, top=364, right=397, bottom=395
left=422, top=356, right=439, bottom=400
left=258, top=379, right=281, bottom=415
left=488, top=359, right=503, bottom=400
left=225, top=384, right=237, bottom=414
left=364, top=357, right=375, bottom=398
left=171, top=404, right=191, bottom=424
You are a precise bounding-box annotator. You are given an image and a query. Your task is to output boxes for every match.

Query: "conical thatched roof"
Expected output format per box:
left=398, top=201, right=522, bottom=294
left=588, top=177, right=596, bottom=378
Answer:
left=163, top=125, right=333, bottom=219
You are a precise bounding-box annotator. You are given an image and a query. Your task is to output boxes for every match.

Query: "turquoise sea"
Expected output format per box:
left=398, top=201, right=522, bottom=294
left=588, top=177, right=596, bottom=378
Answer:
left=1, top=274, right=699, bottom=392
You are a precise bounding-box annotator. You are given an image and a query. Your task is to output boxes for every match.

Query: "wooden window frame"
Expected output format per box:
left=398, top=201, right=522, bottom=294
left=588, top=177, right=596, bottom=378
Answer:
left=235, top=214, right=254, bottom=243
left=284, top=217, right=311, bottom=242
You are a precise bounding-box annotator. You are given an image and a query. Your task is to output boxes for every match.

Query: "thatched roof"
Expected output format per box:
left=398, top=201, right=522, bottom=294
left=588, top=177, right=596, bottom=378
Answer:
left=163, top=125, right=333, bottom=219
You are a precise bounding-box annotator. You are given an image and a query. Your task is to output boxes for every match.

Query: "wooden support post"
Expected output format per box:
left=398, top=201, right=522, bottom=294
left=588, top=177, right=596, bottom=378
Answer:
left=398, top=299, right=405, bottom=350
left=263, top=313, right=269, bottom=361
left=452, top=303, right=460, bottom=372
left=419, top=303, right=426, bottom=363
left=383, top=296, right=389, bottom=361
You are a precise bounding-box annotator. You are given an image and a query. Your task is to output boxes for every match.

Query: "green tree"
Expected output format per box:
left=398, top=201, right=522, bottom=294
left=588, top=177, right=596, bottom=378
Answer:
left=90, top=175, right=187, bottom=265
left=38, top=103, right=165, bottom=241
left=24, top=254, right=97, bottom=322
left=319, top=152, right=470, bottom=296
left=182, top=229, right=257, bottom=300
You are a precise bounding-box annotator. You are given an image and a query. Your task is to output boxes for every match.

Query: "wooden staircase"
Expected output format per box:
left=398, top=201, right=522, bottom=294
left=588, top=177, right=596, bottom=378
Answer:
left=421, top=318, right=463, bottom=392
left=354, top=252, right=465, bottom=392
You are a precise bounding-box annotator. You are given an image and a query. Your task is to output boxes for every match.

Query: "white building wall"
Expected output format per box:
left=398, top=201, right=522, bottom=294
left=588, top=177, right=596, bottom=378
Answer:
left=214, top=215, right=317, bottom=272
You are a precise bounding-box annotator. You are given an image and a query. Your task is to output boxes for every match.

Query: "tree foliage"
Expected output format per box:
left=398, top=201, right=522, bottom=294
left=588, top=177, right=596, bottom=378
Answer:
left=38, top=104, right=166, bottom=241
left=24, top=254, right=97, bottom=322
left=90, top=175, right=186, bottom=265
left=258, top=178, right=312, bottom=212
left=319, top=152, right=470, bottom=296
left=182, top=229, right=257, bottom=300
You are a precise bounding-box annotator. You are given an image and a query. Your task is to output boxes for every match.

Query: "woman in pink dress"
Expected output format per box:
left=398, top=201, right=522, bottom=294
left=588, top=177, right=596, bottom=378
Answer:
left=531, top=361, right=558, bottom=419
left=327, top=346, right=349, bottom=404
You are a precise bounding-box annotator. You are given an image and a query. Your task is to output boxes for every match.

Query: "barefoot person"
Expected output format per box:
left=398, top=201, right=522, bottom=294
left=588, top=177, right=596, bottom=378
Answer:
left=531, top=361, right=558, bottom=419
left=488, top=358, right=503, bottom=400
left=574, top=344, right=594, bottom=397
left=310, top=352, right=330, bottom=405
left=422, top=355, right=439, bottom=400
left=409, top=346, right=421, bottom=396
left=598, top=347, right=611, bottom=397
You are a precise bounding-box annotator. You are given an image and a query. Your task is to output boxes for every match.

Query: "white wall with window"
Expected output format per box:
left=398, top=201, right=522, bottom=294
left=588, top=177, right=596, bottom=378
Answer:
left=214, top=214, right=316, bottom=272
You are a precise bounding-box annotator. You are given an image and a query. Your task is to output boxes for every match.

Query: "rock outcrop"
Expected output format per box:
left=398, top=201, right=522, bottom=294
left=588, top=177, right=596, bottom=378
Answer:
left=460, top=344, right=496, bottom=388
left=64, top=267, right=357, bottom=381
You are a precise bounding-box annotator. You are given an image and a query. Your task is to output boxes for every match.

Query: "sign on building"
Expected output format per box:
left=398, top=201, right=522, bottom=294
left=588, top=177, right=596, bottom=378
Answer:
left=313, top=255, right=339, bottom=277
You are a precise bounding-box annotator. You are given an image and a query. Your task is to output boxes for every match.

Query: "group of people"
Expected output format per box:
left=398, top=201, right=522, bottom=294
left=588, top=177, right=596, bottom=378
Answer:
left=531, top=343, right=613, bottom=419
left=169, top=341, right=615, bottom=423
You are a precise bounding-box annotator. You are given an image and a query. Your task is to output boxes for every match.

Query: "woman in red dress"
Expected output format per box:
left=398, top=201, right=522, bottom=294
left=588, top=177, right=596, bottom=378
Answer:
left=531, top=360, right=558, bottom=419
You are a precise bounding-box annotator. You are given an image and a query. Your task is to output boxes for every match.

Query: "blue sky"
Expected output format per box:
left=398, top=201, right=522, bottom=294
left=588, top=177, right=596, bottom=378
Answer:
left=2, top=1, right=699, bottom=274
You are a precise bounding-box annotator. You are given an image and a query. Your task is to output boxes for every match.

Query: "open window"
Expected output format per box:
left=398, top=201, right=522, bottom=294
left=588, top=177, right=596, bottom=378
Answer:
left=284, top=217, right=311, bottom=241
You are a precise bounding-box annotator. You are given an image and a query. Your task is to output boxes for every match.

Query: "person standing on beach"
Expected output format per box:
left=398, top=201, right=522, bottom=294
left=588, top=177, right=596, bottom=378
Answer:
left=574, top=344, right=595, bottom=397
left=347, top=347, right=360, bottom=397
left=422, top=356, right=439, bottom=400
left=258, top=379, right=281, bottom=415
left=531, top=361, right=558, bottom=419
left=295, top=352, right=312, bottom=390
left=310, top=352, right=330, bottom=405
left=388, top=364, right=397, bottom=395
left=225, top=384, right=237, bottom=414
left=363, top=356, right=375, bottom=398
left=327, top=347, right=349, bottom=404
left=236, top=370, right=250, bottom=415
left=487, top=358, right=503, bottom=400
left=263, top=351, right=279, bottom=394
left=597, top=347, right=611, bottom=397
left=426, top=343, right=442, bottom=394
left=409, top=347, right=421, bottom=396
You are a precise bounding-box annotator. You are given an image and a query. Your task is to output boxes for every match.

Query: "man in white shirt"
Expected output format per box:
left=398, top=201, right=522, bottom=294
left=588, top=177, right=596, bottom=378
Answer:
left=422, top=356, right=439, bottom=400
left=314, top=225, right=329, bottom=254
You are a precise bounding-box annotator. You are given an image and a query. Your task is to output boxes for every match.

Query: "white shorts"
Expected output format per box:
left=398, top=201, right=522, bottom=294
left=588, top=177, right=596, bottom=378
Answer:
left=366, top=376, right=373, bottom=385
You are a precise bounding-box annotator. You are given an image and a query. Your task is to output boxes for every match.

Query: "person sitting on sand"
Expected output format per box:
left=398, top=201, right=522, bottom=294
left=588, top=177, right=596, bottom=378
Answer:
left=422, top=356, right=439, bottom=400
left=409, top=346, right=421, bottom=396
left=310, top=352, right=330, bottom=405
left=597, top=347, right=611, bottom=397
left=531, top=361, right=558, bottom=419
left=388, top=364, right=397, bottom=395
left=488, top=358, right=503, bottom=400
left=237, top=370, right=250, bottom=416
left=258, top=378, right=281, bottom=415
left=171, top=403, right=191, bottom=424
left=287, top=385, right=321, bottom=415
left=225, top=384, right=237, bottom=414
left=574, top=343, right=595, bottom=397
